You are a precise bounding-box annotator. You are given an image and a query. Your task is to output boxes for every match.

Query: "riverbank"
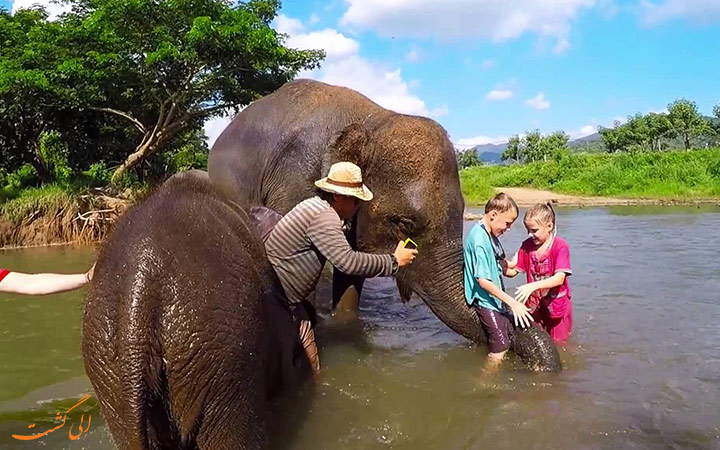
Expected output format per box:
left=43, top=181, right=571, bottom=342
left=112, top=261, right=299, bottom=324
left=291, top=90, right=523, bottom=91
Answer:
left=0, top=185, right=130, bottom=249
left=462, top=187, right=720, bottom=220
left=460, top=148, right=720, bottom=207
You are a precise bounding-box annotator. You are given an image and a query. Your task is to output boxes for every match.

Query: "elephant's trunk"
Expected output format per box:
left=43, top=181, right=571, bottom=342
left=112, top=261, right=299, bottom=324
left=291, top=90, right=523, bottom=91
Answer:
left=411, top=241, right=486, bottom=343
left=411, top=241, right=562, bottom=371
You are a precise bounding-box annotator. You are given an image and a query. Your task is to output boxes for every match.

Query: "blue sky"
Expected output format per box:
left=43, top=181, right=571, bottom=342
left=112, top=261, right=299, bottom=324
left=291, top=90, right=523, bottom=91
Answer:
left=5, top=0, right=720, bottom=148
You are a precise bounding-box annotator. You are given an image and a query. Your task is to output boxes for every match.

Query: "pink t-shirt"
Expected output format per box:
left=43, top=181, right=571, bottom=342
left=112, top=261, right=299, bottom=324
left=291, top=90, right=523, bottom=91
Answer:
left=516, top=236, right=572, bottom=319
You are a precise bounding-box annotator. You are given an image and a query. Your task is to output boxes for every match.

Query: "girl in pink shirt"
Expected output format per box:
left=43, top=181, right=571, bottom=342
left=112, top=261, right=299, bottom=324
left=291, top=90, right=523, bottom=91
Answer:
left=506, top=203, right=573, bottom=344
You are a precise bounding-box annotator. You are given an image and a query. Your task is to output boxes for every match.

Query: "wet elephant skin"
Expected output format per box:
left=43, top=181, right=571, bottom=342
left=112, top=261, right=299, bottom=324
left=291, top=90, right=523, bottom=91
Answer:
left=82, top=174, right=310, bottom=450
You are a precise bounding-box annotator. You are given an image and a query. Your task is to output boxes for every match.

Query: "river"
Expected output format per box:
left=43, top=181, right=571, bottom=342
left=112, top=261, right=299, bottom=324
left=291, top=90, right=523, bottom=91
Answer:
left=1, top=206, right=719, bottom=449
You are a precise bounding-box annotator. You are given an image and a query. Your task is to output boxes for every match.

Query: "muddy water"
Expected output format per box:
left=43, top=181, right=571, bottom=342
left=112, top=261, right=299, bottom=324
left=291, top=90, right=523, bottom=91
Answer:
left=1, top=206, right=719, bottom=449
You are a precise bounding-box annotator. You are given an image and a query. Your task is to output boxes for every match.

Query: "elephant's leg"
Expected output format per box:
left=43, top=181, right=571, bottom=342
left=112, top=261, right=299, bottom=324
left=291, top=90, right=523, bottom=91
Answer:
left=331, top=218, right=365, bottom=316
left=332, top=269, right=365, bottom=314
left=194, top=393, right=267, bottom=450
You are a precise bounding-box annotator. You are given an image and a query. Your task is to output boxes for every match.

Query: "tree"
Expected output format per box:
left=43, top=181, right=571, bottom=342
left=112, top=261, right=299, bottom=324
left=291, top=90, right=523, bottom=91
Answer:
left=0, top=7, right=73, bottom=181
left=667, top=99, right=712, bottom=150
left=541, top=131, right=569, bottom=160
left=501, top=135, right=521, bottom=162
left=644, top=112, right=673, bottom=151
left=500, top=130, right=568, bottom=163
left=523, top=130, right=543, bottom=162
left=456, top=148, right=481, bottom=169
left=625, top=113, right=651, bottom=151
left=38, top=0, right=324, bottom=185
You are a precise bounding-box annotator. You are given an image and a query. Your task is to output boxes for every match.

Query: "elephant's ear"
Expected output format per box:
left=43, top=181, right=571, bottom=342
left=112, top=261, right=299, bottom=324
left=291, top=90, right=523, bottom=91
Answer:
left=322, top=123, right=370, bottom=175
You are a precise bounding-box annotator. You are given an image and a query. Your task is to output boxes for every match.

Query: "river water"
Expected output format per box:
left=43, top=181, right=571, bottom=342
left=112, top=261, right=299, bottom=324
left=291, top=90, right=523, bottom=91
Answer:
left=1, top=206, right=719, bottom=449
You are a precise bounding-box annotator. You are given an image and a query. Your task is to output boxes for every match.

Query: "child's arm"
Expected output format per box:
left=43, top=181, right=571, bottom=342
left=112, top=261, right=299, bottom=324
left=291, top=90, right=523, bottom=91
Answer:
left=0, top=265, right=94, bottom=296
left=476, top=278, right=533, bottom=328
left=514, top=272, right=566, bottom=304
left=502, top=263, right=519, bottom=278
left=500, top=251, right=519, bottom=277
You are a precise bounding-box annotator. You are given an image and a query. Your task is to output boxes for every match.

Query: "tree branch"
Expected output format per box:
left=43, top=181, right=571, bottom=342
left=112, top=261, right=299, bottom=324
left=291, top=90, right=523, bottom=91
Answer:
left=89, top=107, right=147, bottom=134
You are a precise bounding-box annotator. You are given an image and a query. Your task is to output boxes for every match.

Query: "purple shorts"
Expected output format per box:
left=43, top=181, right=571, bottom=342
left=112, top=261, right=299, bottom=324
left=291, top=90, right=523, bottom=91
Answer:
left=473, top=305, right=514, bottom=354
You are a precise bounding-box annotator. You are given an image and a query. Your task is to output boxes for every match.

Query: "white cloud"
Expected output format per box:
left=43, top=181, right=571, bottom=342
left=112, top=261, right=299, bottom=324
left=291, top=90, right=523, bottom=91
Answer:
left=12, top=0, right=69, bottom=19
left=455, top=135, right=508, bottom=150
left=340, top=0, right=595, bottom=54
left=485, top=89, right=513, bottom=101
left=276, top=15, right=441, bottom=118
left=275, top=15, right=359, bottom=62
left=430, top=105, right=449, bottom=118
left=640, top=0, right=720, bottom=25
left=204, top=115, right=232, bottom=149
left=275, top=14, right=305, bottom=35
left=308, top=13, right=320, bottom=25
left=526, top=93, right=551, bottom=110
left=569, top=124, right=598, bottom=139
left=405, top=46, right=421, bottom=63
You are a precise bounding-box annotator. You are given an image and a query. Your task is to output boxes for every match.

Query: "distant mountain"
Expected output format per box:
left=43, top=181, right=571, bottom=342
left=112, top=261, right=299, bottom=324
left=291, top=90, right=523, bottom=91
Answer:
left=478, top=151, right=503, bottom=164
left=464, top=115, right=719, bottom=163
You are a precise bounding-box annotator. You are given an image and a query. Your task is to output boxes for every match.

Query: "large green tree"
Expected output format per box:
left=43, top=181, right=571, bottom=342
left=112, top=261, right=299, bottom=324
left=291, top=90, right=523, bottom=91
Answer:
left=501, top=130, right=568, bottom=163
left=57, top=0, right=324, bottom=185
left=667, top=99, right=712, bottom=150
left=0, top=8, right=75, bottom=180
left=2, top=0, right=323, bottom=187
left=644, top=112, right=673, bottom=151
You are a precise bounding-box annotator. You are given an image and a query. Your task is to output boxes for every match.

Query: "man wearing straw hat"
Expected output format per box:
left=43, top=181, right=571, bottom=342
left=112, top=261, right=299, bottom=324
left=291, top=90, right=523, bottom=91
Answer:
left=264, top=162, right=418, bottom=373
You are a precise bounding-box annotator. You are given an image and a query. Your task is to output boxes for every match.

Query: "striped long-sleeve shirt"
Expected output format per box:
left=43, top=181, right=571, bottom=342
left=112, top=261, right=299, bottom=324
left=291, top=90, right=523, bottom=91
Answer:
left=265, top=196, right=394, bottom=305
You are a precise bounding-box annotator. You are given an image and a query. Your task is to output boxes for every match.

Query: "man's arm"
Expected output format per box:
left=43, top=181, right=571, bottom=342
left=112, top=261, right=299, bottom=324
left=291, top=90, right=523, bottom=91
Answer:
left=307, top=210, right=394, bottom=277
left=0, top=269, right=93, bottom=295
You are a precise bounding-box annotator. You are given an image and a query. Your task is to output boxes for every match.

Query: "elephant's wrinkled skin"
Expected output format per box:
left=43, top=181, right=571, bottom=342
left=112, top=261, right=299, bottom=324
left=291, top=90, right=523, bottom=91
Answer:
left=208, top=79, right=561, bottom=371
left=82, top=174, right=310, bottom=450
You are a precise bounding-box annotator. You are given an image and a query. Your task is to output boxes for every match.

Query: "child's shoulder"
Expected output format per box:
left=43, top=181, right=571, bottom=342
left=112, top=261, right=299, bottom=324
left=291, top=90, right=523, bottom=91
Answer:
left=553, top=236, right=570, bottom=247
left=552, top=236, right=571, bottom=252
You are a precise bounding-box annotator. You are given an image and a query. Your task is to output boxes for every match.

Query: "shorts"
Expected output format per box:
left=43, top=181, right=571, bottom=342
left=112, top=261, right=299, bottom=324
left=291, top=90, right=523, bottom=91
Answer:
left=473, top=304, right=514, bottom=354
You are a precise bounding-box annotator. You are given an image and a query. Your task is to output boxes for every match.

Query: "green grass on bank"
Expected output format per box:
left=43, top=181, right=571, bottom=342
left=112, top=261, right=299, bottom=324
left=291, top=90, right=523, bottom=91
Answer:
left=0, top=184, right=80, bottom=221
left=460, top=148, right=720, bottom=206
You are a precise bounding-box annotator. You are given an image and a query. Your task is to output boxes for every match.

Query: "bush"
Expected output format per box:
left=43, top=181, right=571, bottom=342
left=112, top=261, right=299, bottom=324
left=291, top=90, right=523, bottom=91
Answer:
left=37, top=130, right=72, bottom=183
left=1, top=164, right=39, bottom=201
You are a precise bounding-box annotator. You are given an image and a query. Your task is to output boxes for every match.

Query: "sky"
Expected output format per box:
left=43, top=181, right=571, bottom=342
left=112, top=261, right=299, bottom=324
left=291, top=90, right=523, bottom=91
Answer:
left=4, top=0, right=720, bottom=149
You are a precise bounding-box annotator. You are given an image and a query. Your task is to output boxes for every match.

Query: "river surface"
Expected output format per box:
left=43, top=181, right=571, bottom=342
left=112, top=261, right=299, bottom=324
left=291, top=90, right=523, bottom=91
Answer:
left=1, top=206, right=719, bottom=449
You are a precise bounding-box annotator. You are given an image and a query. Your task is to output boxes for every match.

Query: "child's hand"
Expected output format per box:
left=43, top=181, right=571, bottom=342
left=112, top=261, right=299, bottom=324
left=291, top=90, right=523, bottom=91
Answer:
left=505, top=258, right=516, bottom=270
left=514, top=283, right=536, bottom=304
left=508, top=300, right=533, bottom=328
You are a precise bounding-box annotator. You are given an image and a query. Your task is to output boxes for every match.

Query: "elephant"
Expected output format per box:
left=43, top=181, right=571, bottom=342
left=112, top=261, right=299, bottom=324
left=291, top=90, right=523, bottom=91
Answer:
left=208, top=79, right=561, bottom=371
left=82, top=173, right=311, bottom=450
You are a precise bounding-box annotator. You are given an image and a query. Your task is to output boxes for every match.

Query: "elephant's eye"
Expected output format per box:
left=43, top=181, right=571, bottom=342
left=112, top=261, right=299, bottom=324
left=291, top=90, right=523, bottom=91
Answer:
left=390, top=214, right=421, bottom=236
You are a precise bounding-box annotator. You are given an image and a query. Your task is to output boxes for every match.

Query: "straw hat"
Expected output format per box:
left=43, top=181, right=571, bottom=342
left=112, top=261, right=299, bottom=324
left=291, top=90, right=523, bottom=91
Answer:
left=314, top=162, right=373, bottom=201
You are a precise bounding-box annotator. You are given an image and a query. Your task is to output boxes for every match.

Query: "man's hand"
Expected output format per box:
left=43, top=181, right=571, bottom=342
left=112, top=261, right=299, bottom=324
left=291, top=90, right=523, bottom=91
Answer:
left=508, top=299, right=534, bottom=328
left=394, top=241, right=418, bottom=267
left=85, top=263, right=96, bottom=283
left=514, top=283, right=537, bottom=304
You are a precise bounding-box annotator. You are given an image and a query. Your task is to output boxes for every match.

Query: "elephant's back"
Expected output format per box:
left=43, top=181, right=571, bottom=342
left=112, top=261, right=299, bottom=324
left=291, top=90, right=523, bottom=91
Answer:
left=82, top=175, right=272, bottom=447
left=208, top=80, right=385, bottom=213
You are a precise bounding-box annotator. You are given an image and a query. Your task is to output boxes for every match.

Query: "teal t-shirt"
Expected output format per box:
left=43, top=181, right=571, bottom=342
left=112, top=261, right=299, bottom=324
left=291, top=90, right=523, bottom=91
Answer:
left=463, top=222, right=504, bottom=312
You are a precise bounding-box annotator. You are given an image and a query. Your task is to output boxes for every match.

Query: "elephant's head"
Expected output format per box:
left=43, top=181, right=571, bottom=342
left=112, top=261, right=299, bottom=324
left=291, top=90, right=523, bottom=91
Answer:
left=324, top=114, right=485, bottom=342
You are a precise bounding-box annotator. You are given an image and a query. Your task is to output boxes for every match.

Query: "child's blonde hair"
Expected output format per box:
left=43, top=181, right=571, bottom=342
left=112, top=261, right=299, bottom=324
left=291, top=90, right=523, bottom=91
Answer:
left=525, top=202, right=556, bottom=232
left=484, top=193, right=518, bottom=215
